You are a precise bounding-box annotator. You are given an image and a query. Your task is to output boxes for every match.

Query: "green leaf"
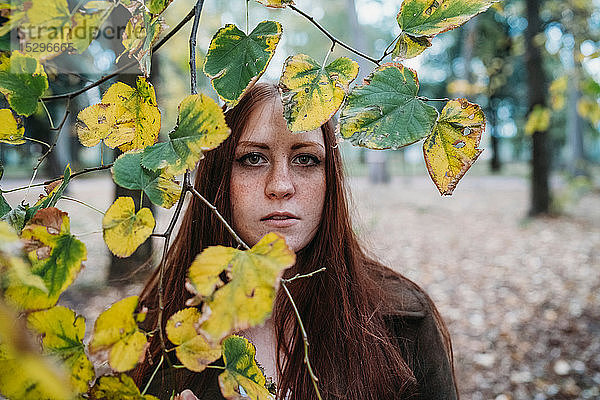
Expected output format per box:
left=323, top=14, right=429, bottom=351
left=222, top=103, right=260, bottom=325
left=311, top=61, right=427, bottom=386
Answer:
left=394, top=0, right=499, bottom=59
left=141, top=93, right=230, bottom=174
left=147, top=0, right=172, bottom=14
left=91, top=374, right=159, bottom=400
left=89, top=296, right=148, bottom=372
left=0, top=203, right=27, bottom=233
left=101, top=77, right=161, bottom=152
left=102, top=196, right=155, bottom=258
left=112, top=151, right=181, bottom=209
left=0, top=51, right=48, bottom=116
left=204, top=21, right=282, bottom=106
left=339, top=62, right=438, bottom=149
left=279, top=54, right=359, bottom=133
left=166, top=308, right=221, bottom=372
left=5, top=208, right=86, bottom=311
left=0, top=108, right=25, bottom=144
left=187, top=232, right=295, bottom=342
left=0, top=193, right=10, bottom=217
left=423, top=98, right=485, bottom=196
left=27, top=306, right=94, bottom=394
left=219, top=335, right=273, bottom=400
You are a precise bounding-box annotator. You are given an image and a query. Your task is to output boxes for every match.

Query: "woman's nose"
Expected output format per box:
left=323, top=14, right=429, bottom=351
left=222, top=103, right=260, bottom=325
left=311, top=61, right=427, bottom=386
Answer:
left=265, top=162, right=295, bottom=199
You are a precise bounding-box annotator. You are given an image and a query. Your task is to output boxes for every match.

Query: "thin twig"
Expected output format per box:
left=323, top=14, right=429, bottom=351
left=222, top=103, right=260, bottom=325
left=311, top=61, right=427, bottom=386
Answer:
left=289, top=4, right=380, bottom=66
left=39, top=99, right=55, bottom=129
left=41, top=4, right=199, bottom=102
left=281, top=267, right=326, bottom=283
left=59, top=196, right=105, bottom=215
left=281, top=281, right=323, bottom=400
left=188, top=0, right=205, bottom=95
left=1, top=163, right=113, bottom=194
left=187, top=185, right=249, bottom=250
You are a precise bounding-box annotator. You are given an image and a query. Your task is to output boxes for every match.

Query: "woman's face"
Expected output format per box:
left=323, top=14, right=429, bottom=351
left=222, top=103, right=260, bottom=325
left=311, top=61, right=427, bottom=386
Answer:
left=230, top=97, right=326, bottom=252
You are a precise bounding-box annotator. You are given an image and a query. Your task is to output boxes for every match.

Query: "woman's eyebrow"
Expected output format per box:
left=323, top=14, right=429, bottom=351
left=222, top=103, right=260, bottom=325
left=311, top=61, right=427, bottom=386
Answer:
left=291, top=142, right=326, bottom=151
left=237, top=141, right=269, bottom=149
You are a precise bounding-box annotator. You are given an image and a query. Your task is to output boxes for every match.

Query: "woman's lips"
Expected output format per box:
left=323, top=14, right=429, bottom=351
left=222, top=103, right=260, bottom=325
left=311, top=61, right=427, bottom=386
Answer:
left=260, top=212, right=299, bottom=228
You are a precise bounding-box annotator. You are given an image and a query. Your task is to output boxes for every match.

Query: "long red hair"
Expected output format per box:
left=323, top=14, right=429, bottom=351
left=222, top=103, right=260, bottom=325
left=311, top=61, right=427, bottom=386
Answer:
left=131, top=83, right=454, bottom=399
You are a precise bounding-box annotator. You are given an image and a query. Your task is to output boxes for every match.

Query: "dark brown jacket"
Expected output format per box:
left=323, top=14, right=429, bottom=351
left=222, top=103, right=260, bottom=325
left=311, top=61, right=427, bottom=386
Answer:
left=143, top=272, right=458, bottom=400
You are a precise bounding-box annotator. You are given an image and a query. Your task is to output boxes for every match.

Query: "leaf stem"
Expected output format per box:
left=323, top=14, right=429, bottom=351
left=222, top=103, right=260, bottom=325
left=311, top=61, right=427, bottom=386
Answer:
left=377, top=33, right=401, bottom=63
left=246, top=0, right=250, bottom=35
left=23, top=137, right=51, bottom=150
left=281, top=281, right=322, bottom=400
left=39, top=99, right=55, bottom=129
left=206, top=365, right=226, bottom=370
left=142, top=354, right=164, bottom=395
left=418, top=96, right=450, bottom=102
left=288, top=4, right=380, bottom=66
left=60, top=196, right=105, bottom=215
left=281, top=267, right=326, bottom=283
left=321, top=42, right=335, bottom=70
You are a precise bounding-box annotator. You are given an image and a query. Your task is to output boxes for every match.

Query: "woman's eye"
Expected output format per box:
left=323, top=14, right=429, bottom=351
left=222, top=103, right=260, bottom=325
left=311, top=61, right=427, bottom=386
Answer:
left=238, top=152, right=266, bottom=166
left=293, top=154, right=320, bottom=166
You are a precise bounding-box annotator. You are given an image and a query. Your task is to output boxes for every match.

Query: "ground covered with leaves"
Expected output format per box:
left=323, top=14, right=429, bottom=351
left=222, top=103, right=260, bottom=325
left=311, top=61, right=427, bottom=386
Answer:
left=7, top=172, right=597, bottom=399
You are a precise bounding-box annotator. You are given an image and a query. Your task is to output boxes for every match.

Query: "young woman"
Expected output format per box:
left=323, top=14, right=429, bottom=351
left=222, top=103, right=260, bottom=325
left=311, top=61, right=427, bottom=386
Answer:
left=131, top=83, right=458, bottom=400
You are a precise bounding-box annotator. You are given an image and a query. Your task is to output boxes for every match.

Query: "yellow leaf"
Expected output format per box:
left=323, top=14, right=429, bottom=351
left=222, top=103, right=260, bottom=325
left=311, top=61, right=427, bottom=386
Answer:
left=524, top=105, right=551, bottom=135
left=101, top=77, right=161, bottom=152
left=423, top=99, right=485, bottom=196
left=166, top=308, right=221, bottom=372
left=187, top=232, right=295, bottom=342
left=219, top=335, right=273, bottom=400
left=23, top=0, right=71, bottom=60
left=0, top=109, right=25, bottom=144
left=280, top=54, right=359, bottom=132
left=255, top=0, right=294, bottom=8
left=89, top=296, right=148, bottom=372
left=577, top=98, right=600, bottom=125
left=91, top=374, right=159, bottom=400
left=0, top=302, right=75, bottom=400
left=76, top=103, right=136, bottom=148
left=102, top=197, right=155, bottom=258
left=27, top=306, right=94, bottom=394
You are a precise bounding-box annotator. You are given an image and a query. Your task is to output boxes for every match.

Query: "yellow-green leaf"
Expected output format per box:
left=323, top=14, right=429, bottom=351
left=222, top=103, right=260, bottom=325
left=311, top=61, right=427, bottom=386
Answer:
left=423, top=98, right=485, bottom=196
left=76, top=102, right=136, bottom=148
left=394, top=0, right=499, bottom=59
left=280, top=54, right=359, bottom=132
left=116, top=12, right=164, bottom=76
left=91, top=374, right=159, bottom=400
left=141, top=93, right=230, bottom=174
left=0, top=108, right=25, bottom=144
left=255, top=0, right=294, bottom=8
left=524, top=104, right=550, bottom=135
left=101, top=77, right=161, bottom=152
left=577, top=98, right=600, bottom=126
left=102, top=197, right=155, bottom=258
left=27, top=306, right=94, bottom=394
left=0, top=51, right=48, bottom=116
left=112, top=151, right=182, bottom=209
left=89, top=296, right=148, bottom=372
left=0, top=302, right=75, bottom=400
left=70, top=1, right=116, bottom=53
left=187, top=232, right=295, bottom=342
left=166, top=308, right=221, bottom=372
left=203, top=21, right=282, bottom=106
left=219, top=335, right=273, bottom=400
left=549, top=75, right=568, bottom=110
left=5, top=207, right=86, bottom=311
left=23, top=0, right=72, bottom=60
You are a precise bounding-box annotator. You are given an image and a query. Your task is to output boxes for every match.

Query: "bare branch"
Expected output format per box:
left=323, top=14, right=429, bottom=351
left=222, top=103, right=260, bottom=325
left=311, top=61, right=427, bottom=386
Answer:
left=189, top=0, right=205, bottom=95
left=289, top=5, right=380, bottom=66
left=40, top=4, right=199, bottom=102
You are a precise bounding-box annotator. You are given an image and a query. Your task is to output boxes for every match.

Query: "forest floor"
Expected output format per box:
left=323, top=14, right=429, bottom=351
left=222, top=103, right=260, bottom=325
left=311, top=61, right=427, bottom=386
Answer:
left=4, top=171, right=599, bottom=399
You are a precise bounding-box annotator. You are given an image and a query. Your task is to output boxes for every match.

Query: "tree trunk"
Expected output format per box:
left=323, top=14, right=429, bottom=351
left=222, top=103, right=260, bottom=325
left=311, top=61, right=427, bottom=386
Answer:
left=345, top=0, right=390, bottom=183
left=489, top=98, right=502, bottom=172
left=525, top=0, right=551, bottom=216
